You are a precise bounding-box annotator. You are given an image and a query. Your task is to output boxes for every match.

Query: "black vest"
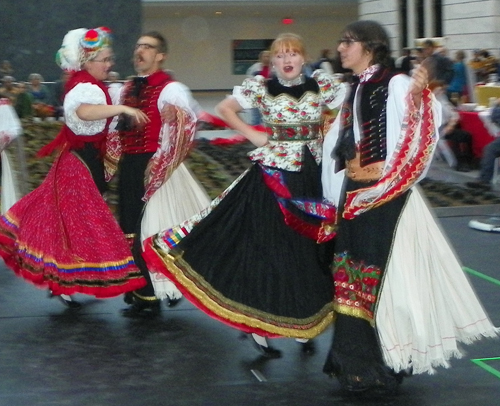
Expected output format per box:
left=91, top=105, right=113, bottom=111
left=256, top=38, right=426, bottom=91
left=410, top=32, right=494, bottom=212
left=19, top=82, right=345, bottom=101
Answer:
left=334, top=67, right=398, bottom=171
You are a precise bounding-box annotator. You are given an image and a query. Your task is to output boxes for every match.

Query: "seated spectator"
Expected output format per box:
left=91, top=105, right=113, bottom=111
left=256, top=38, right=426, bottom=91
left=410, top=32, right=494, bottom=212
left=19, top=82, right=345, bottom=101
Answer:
left=0, top=60, right=14, bottom=79
left=466, top=101, right=500, bottom=190
left=0, top=76, right=19, bottom=104
left=14, top=82, right=33, bottom=119
left=27, top=73, right=54, bottom=118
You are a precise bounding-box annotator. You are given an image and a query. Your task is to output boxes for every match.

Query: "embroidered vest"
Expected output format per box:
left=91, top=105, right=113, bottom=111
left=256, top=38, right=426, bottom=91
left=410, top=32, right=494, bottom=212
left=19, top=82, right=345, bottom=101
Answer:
left=118, top=70, right=173, bottom=154
left=334, top=68, right=397, bottom=171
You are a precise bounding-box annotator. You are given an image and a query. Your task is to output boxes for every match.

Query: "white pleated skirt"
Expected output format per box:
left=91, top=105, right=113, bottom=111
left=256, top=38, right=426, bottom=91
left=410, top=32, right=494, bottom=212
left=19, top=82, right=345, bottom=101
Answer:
left=377, top=187, right=499, bottom=375
left=140, top=163, right=211, bottom=299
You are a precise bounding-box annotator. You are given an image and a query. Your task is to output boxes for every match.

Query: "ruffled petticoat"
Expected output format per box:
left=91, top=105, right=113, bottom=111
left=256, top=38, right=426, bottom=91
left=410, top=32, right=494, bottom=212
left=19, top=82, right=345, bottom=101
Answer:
left=140, top=162, right=212, bottom=300
left=0, top=150, right=145, bottom=297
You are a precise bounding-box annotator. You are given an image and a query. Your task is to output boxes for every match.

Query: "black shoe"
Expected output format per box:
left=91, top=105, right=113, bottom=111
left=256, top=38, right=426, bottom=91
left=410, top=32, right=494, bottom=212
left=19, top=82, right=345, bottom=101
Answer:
left=166, top=296, right=182, bottom=308
left=299, top=340, right=316, bottom=355
left=466, top=180, right=491, bottom=191
left=122, top=299, right=161, bottom=318
left=250, top=336, right=282, bottom=359
left=49, top=291, right=82, bottom=309
left=123, top=292, right=134, bottom=305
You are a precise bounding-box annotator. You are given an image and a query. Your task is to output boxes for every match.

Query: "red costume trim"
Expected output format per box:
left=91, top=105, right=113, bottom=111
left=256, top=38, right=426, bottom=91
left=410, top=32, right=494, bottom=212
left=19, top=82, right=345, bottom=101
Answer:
left=342, top=88, right=436, bottom=219
left=37, top=70, right=112, bottom=157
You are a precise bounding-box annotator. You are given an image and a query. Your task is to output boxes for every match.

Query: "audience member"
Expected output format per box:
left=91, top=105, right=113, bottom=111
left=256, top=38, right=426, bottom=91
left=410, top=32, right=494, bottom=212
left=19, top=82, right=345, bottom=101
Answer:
left=447, top=50, right=469, bottom=103
left=433, top=84, right=473, bottom=171
left=246, top=50, right=272, bottom=79
left=469, top=49, right=499, bottom=84
left=52, top=70, right=70, bottom=119
left=466, top=101, right=500, bottom=190
left=0, top=60, right=14, bottom=79
left=395, top=48, right=414, bottom=75
left=422, top=39, right=454, bottom=86
left=0, top=76, right=19, bottom=104
left=14, top=82, right=33, bottom=118
left=27, top=73, right=54, bottom=117
left=311, top=49, right=335, bottom=74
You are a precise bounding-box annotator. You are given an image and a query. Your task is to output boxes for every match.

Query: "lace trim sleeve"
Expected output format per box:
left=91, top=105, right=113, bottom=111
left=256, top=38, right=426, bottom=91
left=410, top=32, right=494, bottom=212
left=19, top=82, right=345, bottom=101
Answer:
left=64, top=83, right=107, bottom=135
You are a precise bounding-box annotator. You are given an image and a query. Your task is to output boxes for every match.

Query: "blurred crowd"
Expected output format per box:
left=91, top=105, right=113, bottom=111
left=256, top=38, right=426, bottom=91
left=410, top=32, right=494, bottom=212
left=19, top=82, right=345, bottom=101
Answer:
left=0, top=59, right=124, bottom=120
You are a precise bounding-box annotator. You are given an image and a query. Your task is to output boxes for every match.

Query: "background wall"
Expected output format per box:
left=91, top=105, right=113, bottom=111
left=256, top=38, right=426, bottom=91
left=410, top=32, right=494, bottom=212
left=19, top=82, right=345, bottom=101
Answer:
left=443, top=0, right=500, bottom=55
left=143, top=13, right=358, bottom=91
left=358, top=0, right=500, bottom=60
left=0, top=0, right=142, bottom=82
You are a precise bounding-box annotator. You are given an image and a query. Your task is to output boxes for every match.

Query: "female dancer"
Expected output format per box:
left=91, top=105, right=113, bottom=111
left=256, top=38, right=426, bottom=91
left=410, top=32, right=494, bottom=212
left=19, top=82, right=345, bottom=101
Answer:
left=0, top=27, right=148, bottom=308
left=143, top=33, right=346, bottom=356
left=321, top=20, right=498, bottom=397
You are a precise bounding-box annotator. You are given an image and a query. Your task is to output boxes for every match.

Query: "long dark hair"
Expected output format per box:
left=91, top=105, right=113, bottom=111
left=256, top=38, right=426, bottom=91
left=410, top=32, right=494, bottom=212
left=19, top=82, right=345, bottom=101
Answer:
left=342, top=20, right=392, bottom=68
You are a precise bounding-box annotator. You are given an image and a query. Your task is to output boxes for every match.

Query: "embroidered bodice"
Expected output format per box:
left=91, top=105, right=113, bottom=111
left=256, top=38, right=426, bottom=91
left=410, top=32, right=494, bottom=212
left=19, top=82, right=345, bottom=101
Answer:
left=232, top=70, right=346, bottom=171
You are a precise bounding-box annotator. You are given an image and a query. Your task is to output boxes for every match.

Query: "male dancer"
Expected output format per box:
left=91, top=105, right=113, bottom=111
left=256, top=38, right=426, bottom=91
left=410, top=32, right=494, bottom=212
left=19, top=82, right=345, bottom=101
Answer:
left=112, top=31, right=209, bottom=317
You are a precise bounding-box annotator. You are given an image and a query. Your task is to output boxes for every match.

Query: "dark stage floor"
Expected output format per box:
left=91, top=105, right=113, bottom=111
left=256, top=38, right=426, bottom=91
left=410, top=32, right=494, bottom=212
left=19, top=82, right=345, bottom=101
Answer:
left=1, top=202, right=500, bottom=406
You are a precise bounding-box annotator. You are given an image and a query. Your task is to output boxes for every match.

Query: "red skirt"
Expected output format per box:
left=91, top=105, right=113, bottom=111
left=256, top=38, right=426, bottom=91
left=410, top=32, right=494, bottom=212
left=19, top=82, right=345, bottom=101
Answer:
left=0, top=150, right=145, bottom=298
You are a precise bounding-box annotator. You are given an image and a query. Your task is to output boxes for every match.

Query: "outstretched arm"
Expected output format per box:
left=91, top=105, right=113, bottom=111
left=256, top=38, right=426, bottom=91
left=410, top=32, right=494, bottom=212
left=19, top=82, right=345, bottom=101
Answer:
left=216, top=96, right=268, bottom=147
left=76, top=103, right=149, bottom=124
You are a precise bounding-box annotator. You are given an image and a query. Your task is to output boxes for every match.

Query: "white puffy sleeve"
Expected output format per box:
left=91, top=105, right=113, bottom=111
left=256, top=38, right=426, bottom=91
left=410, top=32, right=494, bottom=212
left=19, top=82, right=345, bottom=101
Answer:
left=64, top=82, right=107, bottom=135
left=231, top=76, right=266, bottom=109
left=157, top=81, right=199, bottom=119
left=312, top=70, right=348, bottom=110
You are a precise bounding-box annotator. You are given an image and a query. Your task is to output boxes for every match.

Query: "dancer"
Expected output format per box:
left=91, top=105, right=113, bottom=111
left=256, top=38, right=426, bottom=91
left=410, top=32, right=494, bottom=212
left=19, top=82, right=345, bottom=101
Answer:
left=115, top=31, right=211, bottom=317
left=143, top=33, right=346, bottom=356
left=0, top=96, right=22, bottom=213
left=0, top=27, right=148, bottom=308
left=321, top=20, right=498, bottom=397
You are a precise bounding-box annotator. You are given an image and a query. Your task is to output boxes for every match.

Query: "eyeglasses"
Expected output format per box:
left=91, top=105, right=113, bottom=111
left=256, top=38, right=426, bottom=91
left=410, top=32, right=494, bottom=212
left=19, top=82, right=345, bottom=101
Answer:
left=134, top=43, right=158, bottom=51
left=91, top=56, right=115, bottom=64
left=337, top=38, right=360, bottom=47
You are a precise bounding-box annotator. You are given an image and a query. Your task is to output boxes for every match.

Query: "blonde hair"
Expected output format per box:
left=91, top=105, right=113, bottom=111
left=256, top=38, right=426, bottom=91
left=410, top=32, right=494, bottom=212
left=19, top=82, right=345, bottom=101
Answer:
left=270, top=33, right=306, bottom=57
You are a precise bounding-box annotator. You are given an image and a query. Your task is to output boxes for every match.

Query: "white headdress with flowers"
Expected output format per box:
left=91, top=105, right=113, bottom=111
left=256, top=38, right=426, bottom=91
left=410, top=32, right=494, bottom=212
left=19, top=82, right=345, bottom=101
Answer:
left=56, top=27, right=112, bottom=72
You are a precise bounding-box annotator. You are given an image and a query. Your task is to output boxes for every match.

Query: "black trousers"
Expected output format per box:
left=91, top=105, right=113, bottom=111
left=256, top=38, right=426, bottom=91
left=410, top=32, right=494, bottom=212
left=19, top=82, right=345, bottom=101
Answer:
left=118, top=152, right=157, bottom=299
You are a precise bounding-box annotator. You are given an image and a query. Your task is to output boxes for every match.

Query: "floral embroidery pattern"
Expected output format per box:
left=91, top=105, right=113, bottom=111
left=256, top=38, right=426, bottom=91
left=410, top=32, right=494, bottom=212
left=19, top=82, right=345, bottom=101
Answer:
left=333, top=251, right=383, bottom=323
left=233, top=72, right=345, bottom=171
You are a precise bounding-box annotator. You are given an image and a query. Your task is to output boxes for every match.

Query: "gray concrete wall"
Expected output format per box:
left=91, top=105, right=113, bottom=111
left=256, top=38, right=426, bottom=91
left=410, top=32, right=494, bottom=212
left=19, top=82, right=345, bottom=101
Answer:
left=0, top=0, right=142, bottom=82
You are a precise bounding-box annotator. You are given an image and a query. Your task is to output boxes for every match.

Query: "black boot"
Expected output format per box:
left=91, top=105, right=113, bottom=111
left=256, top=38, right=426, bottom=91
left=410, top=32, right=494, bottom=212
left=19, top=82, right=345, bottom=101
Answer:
left=122, top=296, right=161, bottom=318
left=249, top=335, right=282, bottom=358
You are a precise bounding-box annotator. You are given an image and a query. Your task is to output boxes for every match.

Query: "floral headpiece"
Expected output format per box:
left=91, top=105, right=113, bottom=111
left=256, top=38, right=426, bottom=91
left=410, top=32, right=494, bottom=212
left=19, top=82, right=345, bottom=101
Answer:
left=56, top=27, right=112, bottom=72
